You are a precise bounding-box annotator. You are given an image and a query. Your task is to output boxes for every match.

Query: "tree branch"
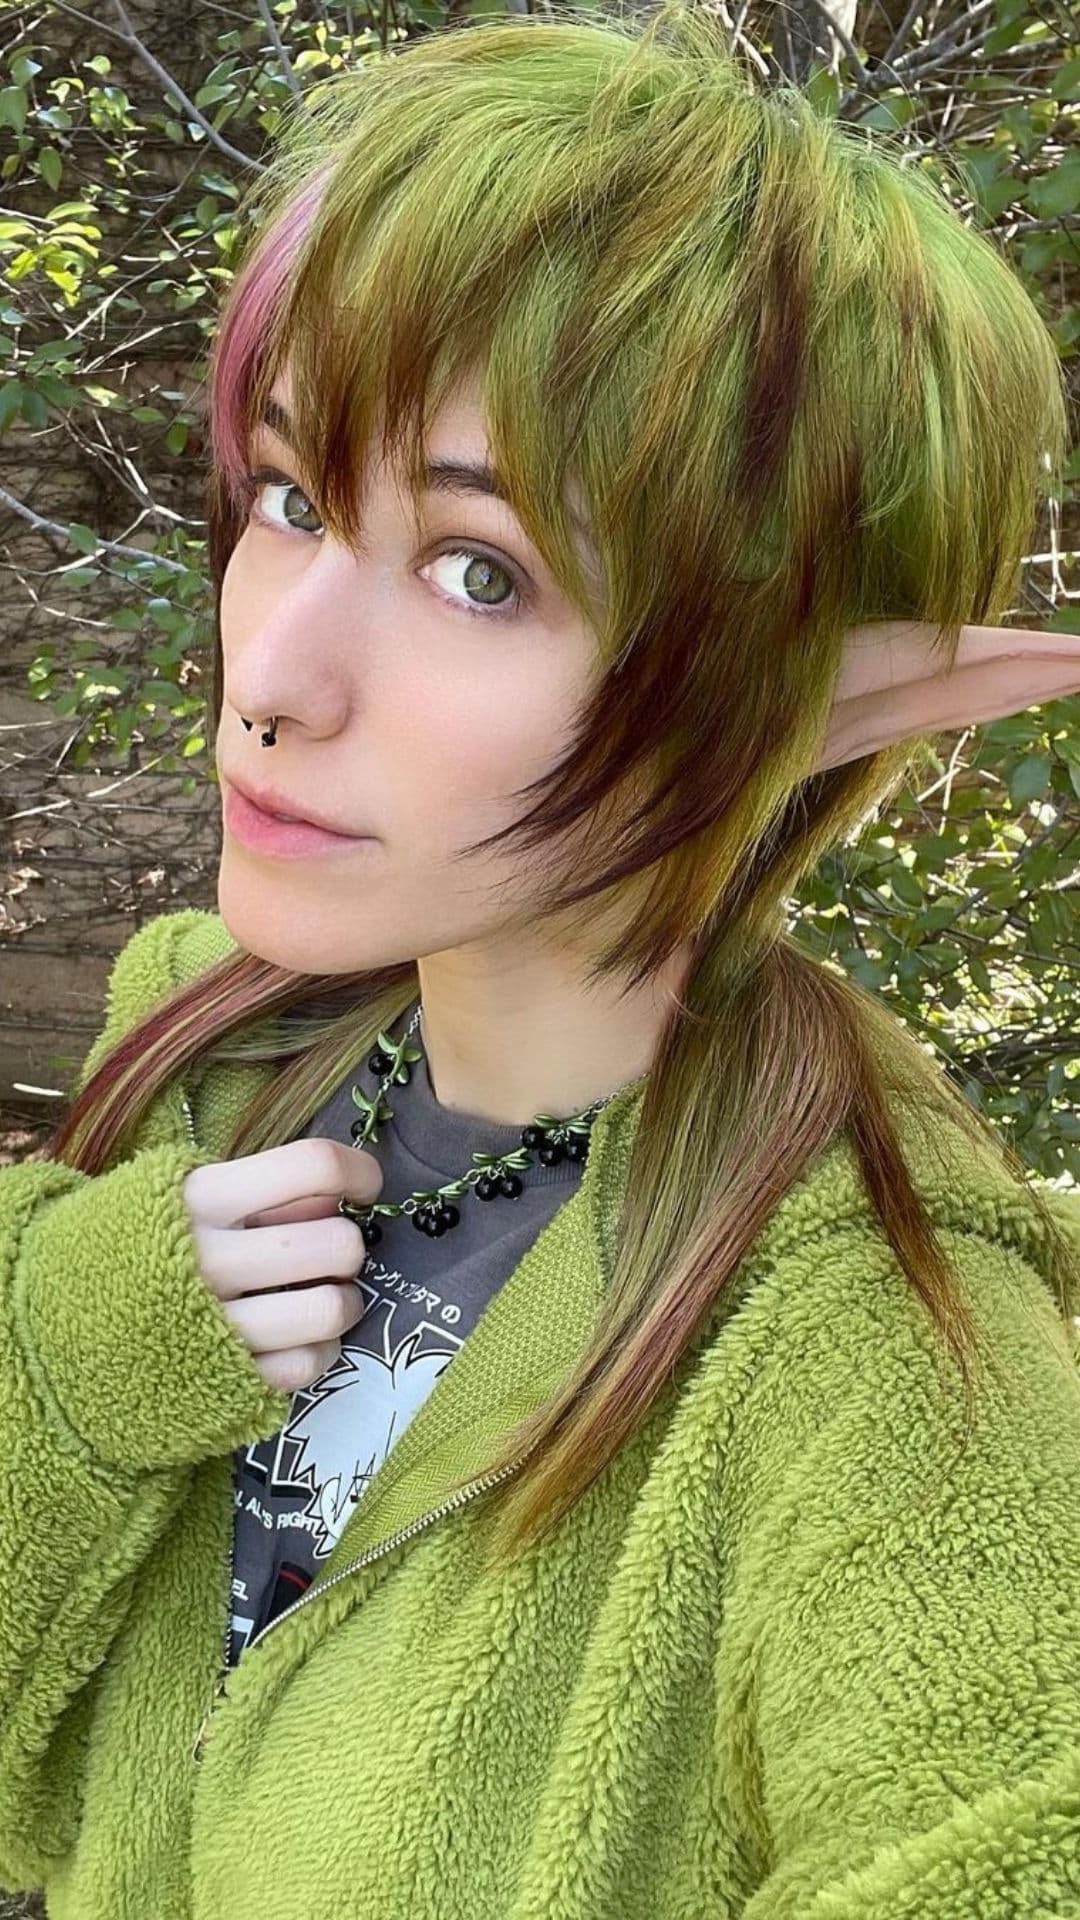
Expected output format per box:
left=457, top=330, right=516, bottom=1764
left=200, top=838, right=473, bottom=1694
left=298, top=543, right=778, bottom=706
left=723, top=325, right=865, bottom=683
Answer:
left=256, top=0, right=307, bottom=107
left=0, top=484, right=189, bottom=575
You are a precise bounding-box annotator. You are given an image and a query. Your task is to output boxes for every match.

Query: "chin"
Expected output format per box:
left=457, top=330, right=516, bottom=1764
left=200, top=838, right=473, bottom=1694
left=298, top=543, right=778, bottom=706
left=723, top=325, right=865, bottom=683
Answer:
left=215, top=870, right=409, bottom=981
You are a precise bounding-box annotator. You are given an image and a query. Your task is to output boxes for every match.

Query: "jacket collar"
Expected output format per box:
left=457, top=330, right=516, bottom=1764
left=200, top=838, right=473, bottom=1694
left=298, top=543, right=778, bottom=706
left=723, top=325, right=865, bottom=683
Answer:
left=319, top=1073, right=648, bottom=1575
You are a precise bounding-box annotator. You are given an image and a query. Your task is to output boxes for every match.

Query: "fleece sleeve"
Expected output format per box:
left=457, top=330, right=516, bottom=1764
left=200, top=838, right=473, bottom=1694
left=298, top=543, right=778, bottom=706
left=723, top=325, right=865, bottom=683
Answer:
left=728, top=1224, right=1080, bottom=1920
left=0, top=965, right=291, bottom=1890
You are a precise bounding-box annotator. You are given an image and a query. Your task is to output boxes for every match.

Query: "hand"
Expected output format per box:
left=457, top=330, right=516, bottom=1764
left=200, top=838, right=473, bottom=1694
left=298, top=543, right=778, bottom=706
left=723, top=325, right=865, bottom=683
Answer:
left=182, top=1136, right=383, bottom=1392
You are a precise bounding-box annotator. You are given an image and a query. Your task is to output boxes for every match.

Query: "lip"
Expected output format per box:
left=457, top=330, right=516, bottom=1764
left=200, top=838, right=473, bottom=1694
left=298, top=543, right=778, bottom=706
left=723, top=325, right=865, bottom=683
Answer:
left=223, top=777, right=377, bottom=859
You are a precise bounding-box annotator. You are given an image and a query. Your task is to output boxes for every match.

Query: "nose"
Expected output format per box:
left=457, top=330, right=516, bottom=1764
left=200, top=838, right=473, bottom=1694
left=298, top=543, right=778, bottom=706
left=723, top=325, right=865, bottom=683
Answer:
left=225, top=537, right=362, bottom=733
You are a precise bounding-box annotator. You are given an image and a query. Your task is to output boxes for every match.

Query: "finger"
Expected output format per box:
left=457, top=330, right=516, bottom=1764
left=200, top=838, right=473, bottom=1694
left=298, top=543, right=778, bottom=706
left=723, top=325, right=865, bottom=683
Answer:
left=221, top=1280, right=362, bottom=1354
left=243, top=1193, right=346, bottom=1228
left=187, top=1136, right=382, bottom=1229
left=199, top=1213, right=366, bottom=1303
left=253, top=1342, right=344, bottom=1393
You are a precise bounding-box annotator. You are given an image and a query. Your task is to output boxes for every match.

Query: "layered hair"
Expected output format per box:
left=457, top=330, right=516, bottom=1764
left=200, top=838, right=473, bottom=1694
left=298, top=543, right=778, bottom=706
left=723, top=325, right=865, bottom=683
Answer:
left=47, top=0, right=1076, bottom=1569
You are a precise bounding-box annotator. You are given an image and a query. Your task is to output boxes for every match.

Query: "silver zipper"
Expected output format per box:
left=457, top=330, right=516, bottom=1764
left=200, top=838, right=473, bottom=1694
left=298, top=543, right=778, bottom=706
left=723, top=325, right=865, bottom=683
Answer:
left=180, top=1076, right=533, bottom=1765
left=191, top=1448, right=534, bottom=1764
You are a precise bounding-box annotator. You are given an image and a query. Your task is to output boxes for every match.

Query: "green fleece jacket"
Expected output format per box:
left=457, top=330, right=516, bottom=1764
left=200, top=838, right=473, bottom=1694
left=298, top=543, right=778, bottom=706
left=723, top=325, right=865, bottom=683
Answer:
left=2, top=905, right=1080, bottom=1919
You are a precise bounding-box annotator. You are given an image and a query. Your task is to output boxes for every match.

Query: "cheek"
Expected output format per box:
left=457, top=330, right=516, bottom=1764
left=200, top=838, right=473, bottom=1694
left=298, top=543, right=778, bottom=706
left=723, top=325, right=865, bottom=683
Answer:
left=382, top=661, right=580, bottom=840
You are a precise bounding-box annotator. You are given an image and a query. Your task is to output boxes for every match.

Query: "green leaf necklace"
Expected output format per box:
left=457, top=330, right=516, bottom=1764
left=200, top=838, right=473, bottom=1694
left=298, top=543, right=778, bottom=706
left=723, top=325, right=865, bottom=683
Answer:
left=334, top=1003, right=642, bottom=1243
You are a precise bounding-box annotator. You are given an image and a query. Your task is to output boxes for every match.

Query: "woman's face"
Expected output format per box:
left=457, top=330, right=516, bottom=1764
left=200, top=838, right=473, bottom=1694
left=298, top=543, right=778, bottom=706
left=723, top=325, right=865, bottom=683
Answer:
left=215, top=360, right=609, bottom=978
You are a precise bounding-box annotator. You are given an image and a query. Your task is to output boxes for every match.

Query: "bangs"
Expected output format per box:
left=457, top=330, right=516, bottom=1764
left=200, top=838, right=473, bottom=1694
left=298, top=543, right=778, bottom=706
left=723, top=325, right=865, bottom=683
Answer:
left=205, top=14, right=685, bottom=632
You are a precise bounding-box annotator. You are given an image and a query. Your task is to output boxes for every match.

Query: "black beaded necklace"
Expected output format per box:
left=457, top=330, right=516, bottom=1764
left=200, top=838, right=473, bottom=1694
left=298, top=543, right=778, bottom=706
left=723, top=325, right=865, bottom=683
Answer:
left=333, top=1003, right=642, bottom=1243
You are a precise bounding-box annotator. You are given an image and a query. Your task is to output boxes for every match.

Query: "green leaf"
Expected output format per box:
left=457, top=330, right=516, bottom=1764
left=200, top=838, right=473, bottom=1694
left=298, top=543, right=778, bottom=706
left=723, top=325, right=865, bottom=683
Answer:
left=982, top=15, right=1029, bottom=53
left=856, top=92, right=916, bottom=131
left=165, top=418, right=188, bottom=454
left=1007, top=755, right=1051, bottom=805
left=1027, top=156, right=1080, bottom=221
left=38, top=145, right=62, bottom=189
left=66, top=521, right=100, bottom=555
left=0, top=381, right=24, bottom=429
left=29, top=336, right=78, bottom=366
left=193, top=82, right=235, bottom=108
left=0, top=88, right=27, bottom=135
left=888, top=866, right=924, bottom=909
left=848, top=956, right=891, bottom=990
left=969, top=957, right=993, bottom=996
left=36, top=372, right=79, bottom=406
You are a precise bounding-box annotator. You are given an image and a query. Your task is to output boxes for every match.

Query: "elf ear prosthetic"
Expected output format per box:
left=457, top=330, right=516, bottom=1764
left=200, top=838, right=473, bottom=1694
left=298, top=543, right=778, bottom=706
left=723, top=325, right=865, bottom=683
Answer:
left=819, top=622, right=1080, bottom=774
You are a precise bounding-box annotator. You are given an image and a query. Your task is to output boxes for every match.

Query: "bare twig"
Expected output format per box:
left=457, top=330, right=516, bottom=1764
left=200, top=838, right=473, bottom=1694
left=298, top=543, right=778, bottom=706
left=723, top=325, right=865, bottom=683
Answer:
left=798, top=0, right=873, bottom=85
left=0, top=484, right=189, bottom=575
left=256, top=0, right=307, bottom=106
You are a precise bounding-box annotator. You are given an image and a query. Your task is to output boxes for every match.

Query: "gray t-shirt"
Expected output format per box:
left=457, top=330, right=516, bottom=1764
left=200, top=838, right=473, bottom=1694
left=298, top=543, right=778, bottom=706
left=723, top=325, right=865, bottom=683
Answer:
left=227, top=995, right=585, bottom=1666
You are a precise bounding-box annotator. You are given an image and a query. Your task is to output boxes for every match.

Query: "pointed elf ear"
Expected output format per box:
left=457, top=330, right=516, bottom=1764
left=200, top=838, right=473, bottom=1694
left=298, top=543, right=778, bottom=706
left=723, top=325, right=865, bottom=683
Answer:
left=819, top=622, right=1080, bottom=774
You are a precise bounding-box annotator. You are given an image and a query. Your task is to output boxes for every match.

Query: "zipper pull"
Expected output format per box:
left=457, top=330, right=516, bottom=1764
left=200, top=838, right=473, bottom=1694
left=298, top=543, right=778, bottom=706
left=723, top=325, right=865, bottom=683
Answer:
left=191, top=1672, right=229, bottom=1765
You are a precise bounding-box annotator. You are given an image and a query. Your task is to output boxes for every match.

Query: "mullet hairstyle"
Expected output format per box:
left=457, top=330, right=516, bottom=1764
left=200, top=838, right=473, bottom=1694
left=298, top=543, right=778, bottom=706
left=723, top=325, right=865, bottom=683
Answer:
left=47, top=0, right=1077, bottom=1573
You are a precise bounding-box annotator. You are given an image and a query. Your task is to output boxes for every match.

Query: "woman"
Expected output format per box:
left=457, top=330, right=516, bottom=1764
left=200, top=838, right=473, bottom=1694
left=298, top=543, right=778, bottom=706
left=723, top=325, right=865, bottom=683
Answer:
left=3, top=5, right=1080, bottom=1915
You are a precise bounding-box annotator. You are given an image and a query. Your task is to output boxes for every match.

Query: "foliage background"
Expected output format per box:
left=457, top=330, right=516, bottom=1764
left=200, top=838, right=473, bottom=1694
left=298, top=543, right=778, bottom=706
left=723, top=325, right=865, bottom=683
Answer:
left=0, top=0, right=1077, bottom=1217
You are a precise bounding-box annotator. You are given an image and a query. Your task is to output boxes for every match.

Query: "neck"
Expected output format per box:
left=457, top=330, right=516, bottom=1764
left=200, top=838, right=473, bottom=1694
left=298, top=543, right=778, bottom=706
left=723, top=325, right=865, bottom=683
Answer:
left=413, top=936, right=697, bottom=1129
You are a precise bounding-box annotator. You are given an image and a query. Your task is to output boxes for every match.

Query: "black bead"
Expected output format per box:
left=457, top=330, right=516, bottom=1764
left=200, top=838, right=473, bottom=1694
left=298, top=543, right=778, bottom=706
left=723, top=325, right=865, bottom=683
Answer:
left=476, top=1174, right=497, bottom=1200
left=364, top=1218, right=382, bottom=1245
left=520, top=1124, right=546, bottom=1148
left=368, top=1047, right=392, bottom=1074
left=565, top=1135, right=589, bottom=1162
left=538, top=1142, right=565, bottom=1166
left=440, top=1203, right=460, bottom=1228
left=500, top=1172, right=524, bottom=1198
left=350, top=1119, right=367, bottom=1144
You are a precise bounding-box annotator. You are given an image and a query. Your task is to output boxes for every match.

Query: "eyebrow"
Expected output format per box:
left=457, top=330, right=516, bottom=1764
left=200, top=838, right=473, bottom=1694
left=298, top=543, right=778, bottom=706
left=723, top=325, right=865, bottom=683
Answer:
left=258, top=395, right=590, bottom=542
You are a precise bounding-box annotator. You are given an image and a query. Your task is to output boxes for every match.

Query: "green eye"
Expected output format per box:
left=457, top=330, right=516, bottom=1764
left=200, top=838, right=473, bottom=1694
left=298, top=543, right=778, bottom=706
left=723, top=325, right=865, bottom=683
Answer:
left=248, top=471, right=324, bottom=538
left=425, top=548, right=523, bottom=621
